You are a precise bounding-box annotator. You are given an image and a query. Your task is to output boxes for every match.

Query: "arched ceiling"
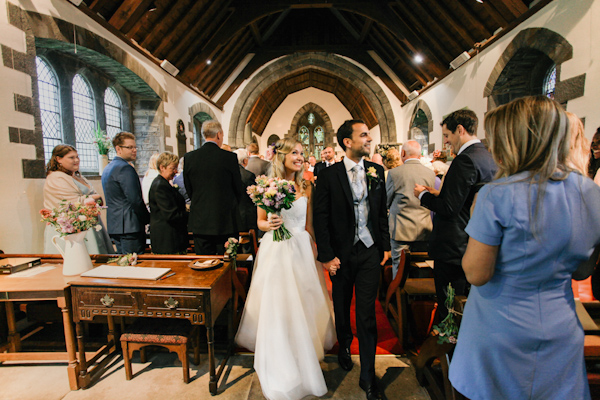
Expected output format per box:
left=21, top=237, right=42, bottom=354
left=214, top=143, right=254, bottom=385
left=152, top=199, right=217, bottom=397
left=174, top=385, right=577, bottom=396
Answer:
left=247, top=68, right=377, bottom=135
left=77, top=0, right=540, bottom=130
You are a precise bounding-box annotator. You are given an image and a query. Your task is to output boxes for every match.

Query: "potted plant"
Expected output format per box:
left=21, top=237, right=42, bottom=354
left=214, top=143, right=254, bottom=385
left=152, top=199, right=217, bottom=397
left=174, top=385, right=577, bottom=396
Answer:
left=93, top=122, right=112, bottom=175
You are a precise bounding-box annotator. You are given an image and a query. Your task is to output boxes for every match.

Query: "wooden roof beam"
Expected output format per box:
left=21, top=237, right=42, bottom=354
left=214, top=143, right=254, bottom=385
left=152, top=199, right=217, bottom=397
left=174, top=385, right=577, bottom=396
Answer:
left=249, top=22, right=262, bottom=45
left=108, top=0, right=154, bottom=32
left=330, top=8, right=360, bottom=41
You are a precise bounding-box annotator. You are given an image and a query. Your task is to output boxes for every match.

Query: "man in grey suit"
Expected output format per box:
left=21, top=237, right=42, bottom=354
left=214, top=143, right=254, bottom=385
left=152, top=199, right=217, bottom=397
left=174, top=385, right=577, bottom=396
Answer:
left=245, top=142, right=271, bottom=177
left=386, top=140, right=435, bottom=278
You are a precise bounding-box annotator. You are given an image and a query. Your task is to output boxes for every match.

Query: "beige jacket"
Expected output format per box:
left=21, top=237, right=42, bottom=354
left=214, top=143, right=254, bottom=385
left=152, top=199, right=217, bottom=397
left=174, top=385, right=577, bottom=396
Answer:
left=43, top=171, right=95, bottom=209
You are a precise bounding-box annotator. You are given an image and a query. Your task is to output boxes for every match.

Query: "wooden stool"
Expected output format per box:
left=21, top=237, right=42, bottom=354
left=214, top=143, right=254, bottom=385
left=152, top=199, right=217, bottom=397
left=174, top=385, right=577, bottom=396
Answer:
left=120, top=318, right=200, bottom=383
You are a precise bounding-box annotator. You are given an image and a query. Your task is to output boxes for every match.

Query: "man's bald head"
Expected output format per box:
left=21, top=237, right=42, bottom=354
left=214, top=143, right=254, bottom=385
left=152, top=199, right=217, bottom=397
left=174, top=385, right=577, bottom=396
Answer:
left=401, top=140, right=422, bottom=162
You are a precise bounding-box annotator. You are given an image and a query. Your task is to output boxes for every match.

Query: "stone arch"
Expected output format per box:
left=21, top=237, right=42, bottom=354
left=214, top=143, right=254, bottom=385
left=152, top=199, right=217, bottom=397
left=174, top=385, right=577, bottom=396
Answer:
left=229, top=52, right=396, bottom=147
left=484, top=28, right=583, bottom=110
left=409, top=100, right=433, bottom=138
left=188, top=102, right=218, bottom=148
left=288, top=103, right=335, bottom=148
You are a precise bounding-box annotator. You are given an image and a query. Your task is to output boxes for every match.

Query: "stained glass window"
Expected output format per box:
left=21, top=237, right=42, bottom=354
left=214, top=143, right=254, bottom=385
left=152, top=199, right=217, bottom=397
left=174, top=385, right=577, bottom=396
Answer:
left=299, top=126, right=310, bottom=156
left=36, top=57, right=62, bottom=163
left=104, top=87, right=121, bottom=159
left=544, top=66, right=556, bottom=99
left=73, top=74, right=96, bottom=172
left=308, top=113, right=315, bottom=125
left=314, top=126, right=324, bottom=144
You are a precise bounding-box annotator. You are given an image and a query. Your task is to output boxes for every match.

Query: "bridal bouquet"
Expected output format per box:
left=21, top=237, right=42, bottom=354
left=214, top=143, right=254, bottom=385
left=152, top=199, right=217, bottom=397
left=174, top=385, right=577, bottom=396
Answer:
left=40, top=198, right=102, bottom=237
left=247, top=176, right=296, bottom=241
left=432, top=283, right=460, bottom=344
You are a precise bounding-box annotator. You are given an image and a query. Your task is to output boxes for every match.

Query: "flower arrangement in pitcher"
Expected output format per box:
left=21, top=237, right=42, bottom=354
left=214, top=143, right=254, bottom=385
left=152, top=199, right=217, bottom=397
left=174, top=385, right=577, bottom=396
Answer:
left=40, top=198, right=102, bottom=236
left=93, top=122, right=112, bottom=156
left=246, top=176, right=296, bottom=241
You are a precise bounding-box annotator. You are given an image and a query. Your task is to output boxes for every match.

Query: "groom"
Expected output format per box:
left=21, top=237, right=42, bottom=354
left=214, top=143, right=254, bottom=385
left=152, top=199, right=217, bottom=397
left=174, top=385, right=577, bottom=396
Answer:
left=314, top=120, right=391, bottom=400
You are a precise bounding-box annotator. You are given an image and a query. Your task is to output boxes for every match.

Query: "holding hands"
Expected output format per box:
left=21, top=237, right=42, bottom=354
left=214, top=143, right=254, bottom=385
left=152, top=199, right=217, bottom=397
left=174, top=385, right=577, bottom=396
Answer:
left=323, top=257, right=341, bottom=276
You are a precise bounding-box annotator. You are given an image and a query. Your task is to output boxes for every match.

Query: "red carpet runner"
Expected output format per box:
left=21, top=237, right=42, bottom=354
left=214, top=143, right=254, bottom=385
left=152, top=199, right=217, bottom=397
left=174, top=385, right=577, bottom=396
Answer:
left=323, top=271, right=402, bottom=355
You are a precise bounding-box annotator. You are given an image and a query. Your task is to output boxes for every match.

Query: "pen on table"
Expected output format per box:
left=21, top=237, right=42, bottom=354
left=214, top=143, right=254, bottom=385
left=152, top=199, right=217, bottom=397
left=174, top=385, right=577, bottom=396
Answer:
left=160, top=272, right=176, bottom=280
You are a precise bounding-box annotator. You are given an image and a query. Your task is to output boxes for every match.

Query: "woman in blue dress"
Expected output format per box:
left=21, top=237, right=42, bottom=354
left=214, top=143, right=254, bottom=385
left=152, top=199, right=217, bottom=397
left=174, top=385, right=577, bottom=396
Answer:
left=449, top=96, right=600, bottom=399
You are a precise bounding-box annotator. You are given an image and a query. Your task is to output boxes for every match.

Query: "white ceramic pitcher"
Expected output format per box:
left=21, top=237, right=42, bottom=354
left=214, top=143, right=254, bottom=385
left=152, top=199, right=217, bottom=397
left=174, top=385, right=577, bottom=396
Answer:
left=52, top=230, right=94, bottom=276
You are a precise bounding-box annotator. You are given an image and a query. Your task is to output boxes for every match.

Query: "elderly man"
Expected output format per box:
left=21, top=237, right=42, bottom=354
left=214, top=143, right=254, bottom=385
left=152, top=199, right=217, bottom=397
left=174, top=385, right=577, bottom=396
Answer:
left=184, top=120, right=243, bottom=255
left=386, top=141, right=435, bottom=278
left=246, top=142, right=271, bottom=177
left=102, top=132, right=150, bottom=254
left=414, top=110, right=497, bottom=318
left=313, top=146, right=335, bottom=178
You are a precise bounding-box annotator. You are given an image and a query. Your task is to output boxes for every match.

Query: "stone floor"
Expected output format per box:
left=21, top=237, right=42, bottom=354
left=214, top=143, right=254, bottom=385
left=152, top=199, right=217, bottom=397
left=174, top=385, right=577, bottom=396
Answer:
left=0, top=352, right=431, bottom=400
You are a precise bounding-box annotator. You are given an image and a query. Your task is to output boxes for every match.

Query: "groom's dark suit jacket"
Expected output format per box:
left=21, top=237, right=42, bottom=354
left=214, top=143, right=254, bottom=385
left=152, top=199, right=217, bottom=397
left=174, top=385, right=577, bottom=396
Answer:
left=314, top=160, right=391, bottom=265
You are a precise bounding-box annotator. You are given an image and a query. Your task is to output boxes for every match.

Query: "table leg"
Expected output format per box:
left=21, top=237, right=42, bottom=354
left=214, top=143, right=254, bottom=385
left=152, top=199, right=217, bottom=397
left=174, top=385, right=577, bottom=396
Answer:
left=5, top=302, right=20, bottom=352
left=207, top=324, right=217, bottom=395
left=107, top=315, right=117, bottom=349
left=57, top=297, right=80, bottom=390
left=75, top=321, right=89, bottom=387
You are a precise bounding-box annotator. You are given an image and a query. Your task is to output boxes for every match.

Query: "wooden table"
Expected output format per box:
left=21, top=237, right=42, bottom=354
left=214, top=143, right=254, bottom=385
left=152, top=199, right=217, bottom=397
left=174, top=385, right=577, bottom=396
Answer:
left=68, top=260, right=233, bottom=394
left=0, top=260, right=81, bottom=390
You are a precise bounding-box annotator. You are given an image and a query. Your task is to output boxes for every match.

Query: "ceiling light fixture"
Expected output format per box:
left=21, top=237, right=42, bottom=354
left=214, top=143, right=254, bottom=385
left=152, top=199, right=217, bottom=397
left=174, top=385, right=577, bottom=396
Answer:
left=414, top=54, right=424, bottom=64
left=476, top=0, right=483, bottom=3
left=206, top=60, right=212, bottom=65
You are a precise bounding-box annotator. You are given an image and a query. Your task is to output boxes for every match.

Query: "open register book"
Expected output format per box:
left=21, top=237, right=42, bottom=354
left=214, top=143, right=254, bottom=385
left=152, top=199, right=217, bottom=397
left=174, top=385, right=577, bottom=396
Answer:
left=80, top=265, right=171, bottom=280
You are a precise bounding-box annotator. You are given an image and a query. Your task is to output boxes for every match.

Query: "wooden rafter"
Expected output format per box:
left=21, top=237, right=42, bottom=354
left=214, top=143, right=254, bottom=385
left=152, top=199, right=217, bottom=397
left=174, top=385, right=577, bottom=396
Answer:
left=108, top=0, right=154, bottom=32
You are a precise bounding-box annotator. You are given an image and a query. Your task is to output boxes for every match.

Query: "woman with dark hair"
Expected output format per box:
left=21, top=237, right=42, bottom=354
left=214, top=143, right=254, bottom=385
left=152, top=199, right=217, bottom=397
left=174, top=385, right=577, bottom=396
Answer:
left=148, top=152, right=188, bottom=254
left=449, top=96, right=600, bottom=399
left=588, top=127, right=600, bottom=180
left=43, top=144, right=113, bottom=254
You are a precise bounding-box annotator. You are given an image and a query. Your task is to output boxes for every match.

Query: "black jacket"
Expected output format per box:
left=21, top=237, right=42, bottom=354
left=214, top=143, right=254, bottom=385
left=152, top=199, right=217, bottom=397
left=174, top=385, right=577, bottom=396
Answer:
left=421, top=143, right=497, bottom=265
left=183, top=142, right=243, bottom=235
left=149, top=175, right=188, bottom=254
left=314, top=160, right=391, bottom=265
left=237, top=165, right=258, bottom=232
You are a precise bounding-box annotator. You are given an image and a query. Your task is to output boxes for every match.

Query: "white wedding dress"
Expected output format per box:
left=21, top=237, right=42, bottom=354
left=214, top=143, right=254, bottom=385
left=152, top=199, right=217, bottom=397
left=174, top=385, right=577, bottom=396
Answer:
left=236, top=196, right=336, bottom=400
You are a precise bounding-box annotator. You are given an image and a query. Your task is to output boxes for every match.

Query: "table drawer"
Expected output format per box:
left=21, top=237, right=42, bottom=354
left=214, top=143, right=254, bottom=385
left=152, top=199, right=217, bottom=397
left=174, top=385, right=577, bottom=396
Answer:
left=141, top=292, right=204, bottom=312
left=75, top=288, right=137, bottom=309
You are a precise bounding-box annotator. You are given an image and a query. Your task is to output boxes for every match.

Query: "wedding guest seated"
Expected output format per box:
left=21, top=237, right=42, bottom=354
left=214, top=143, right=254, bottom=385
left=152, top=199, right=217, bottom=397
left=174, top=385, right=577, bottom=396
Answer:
left=149, top=152, right=188, bottom=254
left=450, top=96, right=600, bottom=400
left=303, top=157, right=314, bottom=182
left=43, top=144, right=113, bottom=254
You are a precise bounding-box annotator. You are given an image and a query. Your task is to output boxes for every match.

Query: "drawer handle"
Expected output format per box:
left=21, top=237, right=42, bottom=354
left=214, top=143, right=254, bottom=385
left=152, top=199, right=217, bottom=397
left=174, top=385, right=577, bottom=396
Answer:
left=100, top=294, right=115, bottom=307
left=164, top=297, right=179, bottom=309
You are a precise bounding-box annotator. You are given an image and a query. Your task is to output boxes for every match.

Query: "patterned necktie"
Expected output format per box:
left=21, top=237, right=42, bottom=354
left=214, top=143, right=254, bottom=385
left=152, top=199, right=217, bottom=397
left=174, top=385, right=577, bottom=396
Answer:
left=351, top=165, right=364, bottom=201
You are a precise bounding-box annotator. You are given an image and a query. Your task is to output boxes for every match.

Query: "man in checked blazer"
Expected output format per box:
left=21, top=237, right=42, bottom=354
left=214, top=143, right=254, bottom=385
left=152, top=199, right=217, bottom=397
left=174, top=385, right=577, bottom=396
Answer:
left=386, top=140, right=435, bottom=278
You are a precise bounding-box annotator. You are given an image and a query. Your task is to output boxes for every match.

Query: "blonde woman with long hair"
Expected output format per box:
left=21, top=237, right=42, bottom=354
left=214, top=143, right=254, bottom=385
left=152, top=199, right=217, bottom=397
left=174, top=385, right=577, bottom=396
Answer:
left=449, top=96, right=600, bottom=400
left=236, top=137, right=336, bottom=400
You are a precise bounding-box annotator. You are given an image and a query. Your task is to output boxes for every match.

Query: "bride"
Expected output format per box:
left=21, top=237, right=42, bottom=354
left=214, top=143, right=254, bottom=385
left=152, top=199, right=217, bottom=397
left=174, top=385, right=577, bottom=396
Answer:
left=236, top=138, right=336, bottom=400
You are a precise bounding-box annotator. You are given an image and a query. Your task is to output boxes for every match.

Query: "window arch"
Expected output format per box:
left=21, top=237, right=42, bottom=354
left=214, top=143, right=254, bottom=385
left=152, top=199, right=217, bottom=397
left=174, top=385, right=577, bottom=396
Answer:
left=296, top=111, right=325, bottom=159
left=72, top=74, right=96, bottom=172
left=104, top=87, right=122, bottom=159
left=36, top=57, right=62, bottom=163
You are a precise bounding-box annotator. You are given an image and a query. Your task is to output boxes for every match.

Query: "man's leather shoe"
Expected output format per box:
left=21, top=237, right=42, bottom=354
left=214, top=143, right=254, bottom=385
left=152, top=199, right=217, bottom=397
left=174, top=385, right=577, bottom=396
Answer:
left=337, top=346, right=353, bottom=371
left=359, top=378, right=384, bottom=400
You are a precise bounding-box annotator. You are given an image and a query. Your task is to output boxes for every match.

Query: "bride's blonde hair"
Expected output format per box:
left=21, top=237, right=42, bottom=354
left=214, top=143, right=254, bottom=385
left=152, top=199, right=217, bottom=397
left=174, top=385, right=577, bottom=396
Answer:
left=270, top=137, right=308, bottom=194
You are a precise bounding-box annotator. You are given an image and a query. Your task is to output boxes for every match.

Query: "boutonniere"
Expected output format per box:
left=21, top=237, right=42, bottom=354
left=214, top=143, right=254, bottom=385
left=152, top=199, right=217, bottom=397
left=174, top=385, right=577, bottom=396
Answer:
left=173, top=184, right=179, bottom=189
left=366, top=166, right=379, bottom=190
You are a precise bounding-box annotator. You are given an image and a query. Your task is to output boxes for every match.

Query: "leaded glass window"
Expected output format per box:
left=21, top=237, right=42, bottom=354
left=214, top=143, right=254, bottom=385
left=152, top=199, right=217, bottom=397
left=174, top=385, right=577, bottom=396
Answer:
left=36, top=57, right=62, bottom=163
left=73, top=74, right=96, bottom=172
left=299, top=126, right=310, bottom=156
left=544, top=66, right=556, bottom=99
left=104, top=87, right=122, bottom=159
left=297, top=111, right=327, bottom=159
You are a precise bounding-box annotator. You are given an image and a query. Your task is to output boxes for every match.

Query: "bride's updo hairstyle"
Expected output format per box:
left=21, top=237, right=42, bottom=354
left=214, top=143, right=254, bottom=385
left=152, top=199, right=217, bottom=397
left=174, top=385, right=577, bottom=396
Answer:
left=270, top=137, right=308, bottom=194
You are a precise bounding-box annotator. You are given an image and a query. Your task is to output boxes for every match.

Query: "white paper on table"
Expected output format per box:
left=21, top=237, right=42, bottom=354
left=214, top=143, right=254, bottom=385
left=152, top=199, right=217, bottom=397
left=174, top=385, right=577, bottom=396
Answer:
left=7, top=264, right=56, bottom=278
left=81, top=265, right=171, bottom=280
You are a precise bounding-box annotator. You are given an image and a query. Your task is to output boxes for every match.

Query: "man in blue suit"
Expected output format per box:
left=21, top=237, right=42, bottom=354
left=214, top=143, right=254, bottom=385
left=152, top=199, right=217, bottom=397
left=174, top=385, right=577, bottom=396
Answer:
left=102, top=132, right=150, bottom=254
